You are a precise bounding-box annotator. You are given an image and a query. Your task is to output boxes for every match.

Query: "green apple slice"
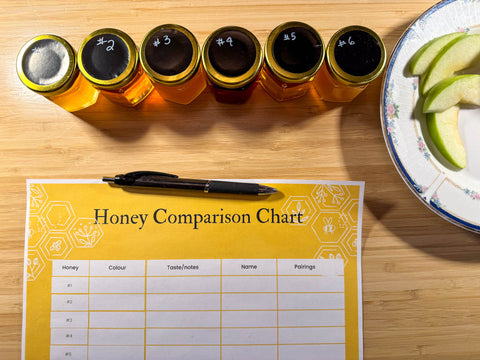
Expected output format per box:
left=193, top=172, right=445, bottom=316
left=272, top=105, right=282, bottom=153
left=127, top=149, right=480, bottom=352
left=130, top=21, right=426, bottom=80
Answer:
left=409, top=32, right=464, bottom=75
left=423, top=74, right=480, bottom=112
left=421, top=34, right=480, bottom=95
left=426, top=106, right=466, bottom=168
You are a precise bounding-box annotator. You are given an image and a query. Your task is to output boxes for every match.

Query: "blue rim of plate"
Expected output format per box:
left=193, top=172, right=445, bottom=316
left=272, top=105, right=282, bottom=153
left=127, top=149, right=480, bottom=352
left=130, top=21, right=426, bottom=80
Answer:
left=380, top=0, right=480, bottom=233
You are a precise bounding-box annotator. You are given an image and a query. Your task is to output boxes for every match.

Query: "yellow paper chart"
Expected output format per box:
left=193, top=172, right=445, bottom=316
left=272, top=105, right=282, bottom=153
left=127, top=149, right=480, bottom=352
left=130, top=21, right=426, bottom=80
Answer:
left=23, top=180, right=364, bottom=360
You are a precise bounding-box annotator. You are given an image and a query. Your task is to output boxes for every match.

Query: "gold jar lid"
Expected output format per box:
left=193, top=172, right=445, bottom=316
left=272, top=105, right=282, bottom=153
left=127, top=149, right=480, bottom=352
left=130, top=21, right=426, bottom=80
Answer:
left=265, top=21, right=324, bottom=83
left=326, top=25, right=386, bottom=86
left=202, top=26, right=263, bottom=89
left=78, top=28, right=138, bottom=90
left=17, top=34, right=77, bottom=96
left=140, top=24, right=200, bottom=86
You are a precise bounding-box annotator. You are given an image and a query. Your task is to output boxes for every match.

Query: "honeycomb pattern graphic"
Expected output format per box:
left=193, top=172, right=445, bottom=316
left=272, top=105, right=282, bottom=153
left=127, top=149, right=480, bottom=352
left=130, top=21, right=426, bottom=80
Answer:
left=281, top=196, right=317, bottom=226
left=26, top=248, right=46, bottom=281
left=42, top=201, right=75, bottom=231
left=26, top=184, right=103, bottom=281
left=70, top=218, right=104, bottom=248
left=27, top=215, right=47, bottom=248
left=282, top=184, right=360, bottom=267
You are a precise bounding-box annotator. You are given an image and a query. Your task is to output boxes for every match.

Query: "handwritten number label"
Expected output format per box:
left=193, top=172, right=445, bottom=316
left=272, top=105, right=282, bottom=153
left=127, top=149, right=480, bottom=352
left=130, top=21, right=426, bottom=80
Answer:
left=283, top=32, right=297, bottom=41
left=105, top=40, right=114, bottom=51
left=96, top=37, right=115, bottom=52
left=216, top=37, right=233, bottom=47
left=338, top=36, right=355, bottom=48
left=153, top=35, right=172, bottom=47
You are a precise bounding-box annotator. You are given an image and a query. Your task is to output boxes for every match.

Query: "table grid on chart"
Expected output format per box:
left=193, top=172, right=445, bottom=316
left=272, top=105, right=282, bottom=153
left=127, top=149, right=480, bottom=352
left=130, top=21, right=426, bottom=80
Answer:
left=50, top=259, right=346, bottom=360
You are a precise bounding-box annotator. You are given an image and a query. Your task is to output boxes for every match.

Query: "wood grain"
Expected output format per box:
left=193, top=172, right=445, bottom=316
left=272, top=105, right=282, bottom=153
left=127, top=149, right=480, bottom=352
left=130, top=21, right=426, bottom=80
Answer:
left=2, top=1, right=480, bottom=359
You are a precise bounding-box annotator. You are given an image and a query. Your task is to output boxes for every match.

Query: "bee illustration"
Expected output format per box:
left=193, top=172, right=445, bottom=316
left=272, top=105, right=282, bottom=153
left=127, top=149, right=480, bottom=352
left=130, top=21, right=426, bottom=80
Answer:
left=323, top=217, right=335, bottom=234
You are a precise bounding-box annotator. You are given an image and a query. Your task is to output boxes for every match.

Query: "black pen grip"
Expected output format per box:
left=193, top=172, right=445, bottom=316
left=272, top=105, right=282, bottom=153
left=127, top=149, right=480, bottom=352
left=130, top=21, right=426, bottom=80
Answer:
left=208, top=181, right=259, bottom=195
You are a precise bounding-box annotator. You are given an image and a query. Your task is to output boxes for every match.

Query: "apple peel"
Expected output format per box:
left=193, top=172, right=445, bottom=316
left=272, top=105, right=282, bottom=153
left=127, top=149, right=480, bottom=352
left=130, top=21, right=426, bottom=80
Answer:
left=421, top=34, right=480, bottom=95
left=409, top=32, right=464, bottom=76
left=426, top=106, right=466, bottom=169
left=423, top=74, right=480, bottom=113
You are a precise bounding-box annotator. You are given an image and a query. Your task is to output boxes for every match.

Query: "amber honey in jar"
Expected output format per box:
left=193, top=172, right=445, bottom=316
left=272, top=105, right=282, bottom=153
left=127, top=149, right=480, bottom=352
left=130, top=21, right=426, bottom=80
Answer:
left=140, top=24, right=206, bottom=105
left=202, top=26, right=263, bottom=104
left=78, top=28, right=154, bottom=107
left=313, top=26, right=386, bottom=102
left=16, top=35, right=99, bottom=112
left=261, top=22, right=324, bottom=101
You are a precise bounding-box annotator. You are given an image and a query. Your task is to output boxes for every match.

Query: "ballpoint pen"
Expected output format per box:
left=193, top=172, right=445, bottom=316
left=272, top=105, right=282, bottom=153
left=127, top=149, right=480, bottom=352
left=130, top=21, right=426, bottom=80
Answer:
left=102, top=171, right=277, bottom=195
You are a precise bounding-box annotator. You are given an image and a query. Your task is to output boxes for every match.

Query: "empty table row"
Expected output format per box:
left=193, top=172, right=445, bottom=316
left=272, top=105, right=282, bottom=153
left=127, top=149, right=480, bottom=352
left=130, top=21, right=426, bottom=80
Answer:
left=51, top=310, right=345, bottom=328
left=51, top=327, right=346, bottom=345
left=52, top=293, right=345, bottom=311
left=52, top=275, right=344, bottom=294
left=50, top=344, right=345, bottom=360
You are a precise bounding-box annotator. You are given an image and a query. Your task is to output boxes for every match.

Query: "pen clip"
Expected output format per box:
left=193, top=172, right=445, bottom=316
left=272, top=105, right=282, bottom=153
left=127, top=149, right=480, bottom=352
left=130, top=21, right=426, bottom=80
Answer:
left=124, top=171, right=179, bottom=180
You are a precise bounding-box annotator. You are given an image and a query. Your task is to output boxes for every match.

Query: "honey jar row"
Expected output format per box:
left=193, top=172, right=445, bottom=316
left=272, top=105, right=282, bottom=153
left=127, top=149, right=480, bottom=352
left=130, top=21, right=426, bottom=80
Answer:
left=17, top=23, right=386, bottom=112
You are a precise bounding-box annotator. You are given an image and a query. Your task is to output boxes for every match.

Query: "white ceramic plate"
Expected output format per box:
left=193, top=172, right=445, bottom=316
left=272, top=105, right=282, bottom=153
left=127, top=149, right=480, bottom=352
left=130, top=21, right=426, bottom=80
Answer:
left=381, top=0, right=480, bottom=233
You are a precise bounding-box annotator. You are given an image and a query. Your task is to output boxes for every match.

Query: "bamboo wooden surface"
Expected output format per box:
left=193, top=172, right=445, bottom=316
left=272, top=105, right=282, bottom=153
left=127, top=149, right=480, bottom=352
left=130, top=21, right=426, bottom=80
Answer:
left=2, top=0, right=480, bottom=359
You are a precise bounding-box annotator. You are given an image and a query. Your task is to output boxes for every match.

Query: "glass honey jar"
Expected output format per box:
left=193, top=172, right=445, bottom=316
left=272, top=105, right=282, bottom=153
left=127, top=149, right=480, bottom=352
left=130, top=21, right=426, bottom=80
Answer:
left=313, top=25, right=386, bottom=102
left=261, top=22, right=325, bottom=102
left=78, top=28, right=154, bottom=107
left=140, top=24, right=206, bottom=105
left=202, top=26, right=263, bottom=104
left=16, top=35, right=99, bottom=112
